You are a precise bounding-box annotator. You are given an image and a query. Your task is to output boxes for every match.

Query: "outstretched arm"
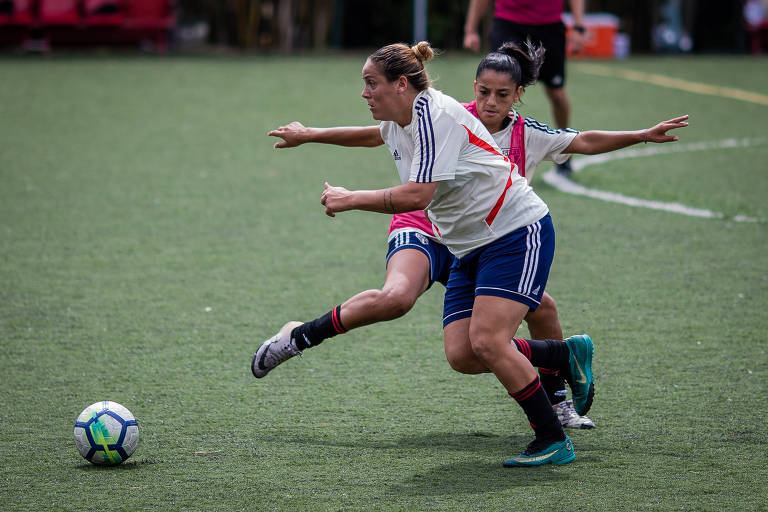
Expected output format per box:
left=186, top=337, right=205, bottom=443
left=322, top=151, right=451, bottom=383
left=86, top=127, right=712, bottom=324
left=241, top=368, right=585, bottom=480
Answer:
left=268, top=122, right=384, bottom=149
left=564, top=115, right=689, bottom=155
left=320, top=181, right=438, bottom=217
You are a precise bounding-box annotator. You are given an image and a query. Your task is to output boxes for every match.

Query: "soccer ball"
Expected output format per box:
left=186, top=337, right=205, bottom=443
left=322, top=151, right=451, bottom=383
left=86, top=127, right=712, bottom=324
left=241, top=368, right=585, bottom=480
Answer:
left=73, top=401, right=139, bottom=465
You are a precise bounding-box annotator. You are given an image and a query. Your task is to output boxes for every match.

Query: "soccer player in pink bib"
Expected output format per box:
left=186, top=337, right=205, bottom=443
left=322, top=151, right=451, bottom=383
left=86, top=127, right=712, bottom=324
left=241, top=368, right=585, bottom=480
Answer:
left=256, top=42, right=687, bottom=466
left=464, top=0, right=587, bottom=175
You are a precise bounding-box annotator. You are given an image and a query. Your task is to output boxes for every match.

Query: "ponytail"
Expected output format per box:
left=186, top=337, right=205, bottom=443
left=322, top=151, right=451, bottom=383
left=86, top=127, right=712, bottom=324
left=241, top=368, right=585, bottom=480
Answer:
left=475, top=39, right=544, bottom=89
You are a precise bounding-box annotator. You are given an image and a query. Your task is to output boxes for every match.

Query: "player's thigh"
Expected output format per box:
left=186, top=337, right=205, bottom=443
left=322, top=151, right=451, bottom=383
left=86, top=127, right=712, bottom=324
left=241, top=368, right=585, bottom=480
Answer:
left=469, top=295, right=529, bottom=348
left=383, top=248, right=431, bottom=303
left=469, top=295, right=539, bottom=389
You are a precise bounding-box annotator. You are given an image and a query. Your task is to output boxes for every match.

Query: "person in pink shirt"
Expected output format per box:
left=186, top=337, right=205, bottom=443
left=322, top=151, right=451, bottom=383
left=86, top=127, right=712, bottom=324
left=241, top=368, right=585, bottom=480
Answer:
left=464, top=0, right=586, bottom=176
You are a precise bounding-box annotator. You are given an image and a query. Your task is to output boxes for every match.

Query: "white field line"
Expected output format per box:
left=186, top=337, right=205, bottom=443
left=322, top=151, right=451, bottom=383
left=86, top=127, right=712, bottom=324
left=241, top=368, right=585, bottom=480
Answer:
left=541, top=137, right=766, bottom=223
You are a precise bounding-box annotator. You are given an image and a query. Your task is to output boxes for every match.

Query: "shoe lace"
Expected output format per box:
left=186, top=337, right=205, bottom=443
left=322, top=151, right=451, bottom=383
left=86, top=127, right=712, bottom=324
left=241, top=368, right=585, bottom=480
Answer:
left=265, top=336, right=301, bottom=365
left=557, top=400, right=579, bottom=422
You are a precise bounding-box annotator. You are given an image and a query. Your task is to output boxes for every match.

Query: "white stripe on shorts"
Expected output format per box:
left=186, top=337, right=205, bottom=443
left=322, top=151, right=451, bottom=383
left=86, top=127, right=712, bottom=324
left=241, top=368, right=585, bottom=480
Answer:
left=443, top=308, right=474, bottom=324
left=518, top=221, right=541, bottom=295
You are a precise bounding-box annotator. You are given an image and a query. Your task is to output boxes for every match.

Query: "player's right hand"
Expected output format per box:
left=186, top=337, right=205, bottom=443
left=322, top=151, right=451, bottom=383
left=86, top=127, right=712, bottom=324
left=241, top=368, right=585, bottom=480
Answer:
left=646, top=114, right=689, bottom=143
left=268, top=121, right=306, bottom=149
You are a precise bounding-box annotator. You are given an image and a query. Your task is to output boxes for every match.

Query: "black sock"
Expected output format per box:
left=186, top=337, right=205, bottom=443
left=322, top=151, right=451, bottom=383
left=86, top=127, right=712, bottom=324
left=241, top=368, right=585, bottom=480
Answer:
left=512, top=338, right=570, bottom=370
left=292, top=305, right=346, bottom=350
left=539, top=368, right=567, bottom=405
left=510, top=377, right=564, bottom=441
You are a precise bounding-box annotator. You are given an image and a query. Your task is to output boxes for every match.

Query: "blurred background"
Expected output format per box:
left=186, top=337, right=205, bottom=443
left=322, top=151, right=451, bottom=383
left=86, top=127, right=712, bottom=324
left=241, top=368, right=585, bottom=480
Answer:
left=0, top=0, right=766, bottom=55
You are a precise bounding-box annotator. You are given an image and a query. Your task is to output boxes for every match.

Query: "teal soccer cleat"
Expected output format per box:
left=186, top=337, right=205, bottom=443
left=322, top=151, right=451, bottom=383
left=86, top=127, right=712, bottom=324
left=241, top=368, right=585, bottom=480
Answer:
left=503, top=435, right=575, bottom=467
left=564, top=334, right=594, bottom=415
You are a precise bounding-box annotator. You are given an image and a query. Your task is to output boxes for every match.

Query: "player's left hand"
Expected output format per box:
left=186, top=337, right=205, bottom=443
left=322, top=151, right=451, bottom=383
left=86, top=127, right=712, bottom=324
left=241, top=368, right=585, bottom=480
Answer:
left=568, top=30, right=586, bottom=54
left=320, top=182, right=351, bottom=217
left=645, top=114, right=689, bottom=143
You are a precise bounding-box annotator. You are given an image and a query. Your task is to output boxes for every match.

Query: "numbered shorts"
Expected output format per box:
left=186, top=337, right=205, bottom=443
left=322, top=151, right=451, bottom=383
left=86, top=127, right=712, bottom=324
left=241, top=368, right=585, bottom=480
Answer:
left=386, top=229, right=454, bottom=288
left=442, top=214, right=555, bottom=327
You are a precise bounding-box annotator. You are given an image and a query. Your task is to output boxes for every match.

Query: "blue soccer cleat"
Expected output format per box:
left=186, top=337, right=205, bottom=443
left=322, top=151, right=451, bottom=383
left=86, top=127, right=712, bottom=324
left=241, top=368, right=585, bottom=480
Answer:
left=564, top=334, right=594, bottom=415
left=503, top=435, right=575, bottom=467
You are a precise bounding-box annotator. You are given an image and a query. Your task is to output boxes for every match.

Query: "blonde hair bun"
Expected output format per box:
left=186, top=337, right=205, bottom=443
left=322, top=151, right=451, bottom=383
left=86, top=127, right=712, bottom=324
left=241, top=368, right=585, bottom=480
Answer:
left=411, top=41, right=434, bottom=63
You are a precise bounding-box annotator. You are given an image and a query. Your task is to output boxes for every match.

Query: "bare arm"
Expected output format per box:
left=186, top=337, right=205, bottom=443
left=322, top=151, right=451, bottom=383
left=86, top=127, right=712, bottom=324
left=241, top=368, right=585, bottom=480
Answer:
left=268, top=122, right=384, bottom=149
left=567, top=0, right=586, bottom=53
left=320, top=181, right=438, bottom=217
left=568, top=0, right=585, bottom=26
left=463, top=0, right=493, bottom=52
left=564, top=115, right=689, bottom=155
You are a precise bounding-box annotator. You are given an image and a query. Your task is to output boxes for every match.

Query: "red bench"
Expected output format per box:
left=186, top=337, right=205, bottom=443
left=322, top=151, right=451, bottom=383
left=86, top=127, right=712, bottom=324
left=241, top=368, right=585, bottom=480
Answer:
left=0, top=0, right=175, bottom=51
left=0, top=0, right=35, bottom=25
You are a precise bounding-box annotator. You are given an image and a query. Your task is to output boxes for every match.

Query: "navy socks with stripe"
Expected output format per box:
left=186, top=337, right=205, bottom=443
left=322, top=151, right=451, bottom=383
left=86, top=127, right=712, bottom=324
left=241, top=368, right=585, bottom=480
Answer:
left=512, top=338, right=572, bottom=404
left=292, top=305, right=347, bottom=350
left=539, top=369, right=567, bottom=405
left=512, top=338, right=571, bottom=377
left=510, top=376, right=565, bottom=441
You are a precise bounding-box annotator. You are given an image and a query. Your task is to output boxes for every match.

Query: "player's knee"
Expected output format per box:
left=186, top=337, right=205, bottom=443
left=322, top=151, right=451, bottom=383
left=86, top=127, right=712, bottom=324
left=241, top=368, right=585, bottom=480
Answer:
left=445, top=346, right=486, bottom=374
left=537, top=294, right=558, bottom=320
left=468, top=328, right=502, bottom=364
left=377, top=288, right=416, bottom=320
left=547, top=86, right=567, bottom=100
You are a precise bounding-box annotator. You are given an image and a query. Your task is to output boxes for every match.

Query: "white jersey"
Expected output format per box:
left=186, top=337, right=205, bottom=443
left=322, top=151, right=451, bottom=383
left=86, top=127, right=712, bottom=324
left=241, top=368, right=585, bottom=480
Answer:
left=379, top=88, right=549, bottom=258
left=492, top=110, right=579, bottom=183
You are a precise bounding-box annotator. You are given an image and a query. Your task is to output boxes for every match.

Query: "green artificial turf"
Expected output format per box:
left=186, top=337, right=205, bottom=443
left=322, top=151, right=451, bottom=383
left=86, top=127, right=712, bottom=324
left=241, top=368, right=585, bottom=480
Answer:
left=1, top=54, right=766, bottom=511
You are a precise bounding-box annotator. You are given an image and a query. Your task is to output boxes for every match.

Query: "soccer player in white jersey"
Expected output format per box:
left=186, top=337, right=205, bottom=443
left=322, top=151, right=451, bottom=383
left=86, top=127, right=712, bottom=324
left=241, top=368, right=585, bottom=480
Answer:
left=265, top=40, right=588, bottom=467
left=258, top=40, right=687, bottom=435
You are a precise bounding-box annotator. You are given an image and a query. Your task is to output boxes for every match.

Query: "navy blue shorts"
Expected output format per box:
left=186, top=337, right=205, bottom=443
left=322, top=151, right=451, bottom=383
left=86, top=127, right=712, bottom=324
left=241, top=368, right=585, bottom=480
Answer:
left=386, top=230, right=454, bottom=288
left=442, top=214, right=555, bottom=327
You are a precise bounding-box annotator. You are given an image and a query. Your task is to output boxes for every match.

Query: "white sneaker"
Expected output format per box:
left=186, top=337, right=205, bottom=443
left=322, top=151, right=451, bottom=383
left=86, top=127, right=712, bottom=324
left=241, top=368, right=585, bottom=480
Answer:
left=554, top=400, right=595, bottom=429
left=251, top=321, right=303, bottom=378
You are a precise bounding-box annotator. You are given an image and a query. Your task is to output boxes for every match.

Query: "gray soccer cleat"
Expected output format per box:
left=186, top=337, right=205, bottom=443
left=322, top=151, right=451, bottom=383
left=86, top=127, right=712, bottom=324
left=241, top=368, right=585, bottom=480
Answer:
left=554, top=399, right=595, bottom=429
left=251, top=321, right=303, bottom=378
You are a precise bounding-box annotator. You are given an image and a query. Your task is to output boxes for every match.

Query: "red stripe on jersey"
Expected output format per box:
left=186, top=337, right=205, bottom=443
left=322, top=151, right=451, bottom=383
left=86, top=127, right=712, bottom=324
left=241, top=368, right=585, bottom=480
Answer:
left=461, top=124, right=507, bottom=159
left=460, top=124, right=516, bottom=228
left=485, top=172, right=514, bottom=227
